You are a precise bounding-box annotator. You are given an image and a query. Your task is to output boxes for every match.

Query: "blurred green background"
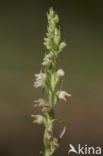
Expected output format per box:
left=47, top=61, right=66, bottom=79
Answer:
left=0, top=0, right=103, bottom=156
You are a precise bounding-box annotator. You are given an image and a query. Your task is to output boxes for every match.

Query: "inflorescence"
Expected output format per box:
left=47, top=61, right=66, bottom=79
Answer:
left=32, top=8, right=71, bottom=156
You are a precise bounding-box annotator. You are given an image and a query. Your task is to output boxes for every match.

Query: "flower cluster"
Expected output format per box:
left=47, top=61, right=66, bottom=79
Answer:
left=33, top=73, right=46, bottom=88
left=32, top=8, right=71, bottom=156
left=42, top=52, right=53, bottom=67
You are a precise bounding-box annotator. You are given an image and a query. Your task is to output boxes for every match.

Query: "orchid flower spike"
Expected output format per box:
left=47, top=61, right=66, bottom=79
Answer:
left=32, top=7, right=72, bottom=156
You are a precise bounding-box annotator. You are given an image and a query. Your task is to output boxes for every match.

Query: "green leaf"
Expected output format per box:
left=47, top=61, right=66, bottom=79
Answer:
left=59, top=125, right=66, bottom=139
left=42, top=117, right=48, bottom=127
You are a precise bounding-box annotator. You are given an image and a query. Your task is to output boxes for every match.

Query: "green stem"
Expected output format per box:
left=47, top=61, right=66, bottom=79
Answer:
left=45, top=149, right=50, bottom=156
left=44, top=89, right=54, bottom=156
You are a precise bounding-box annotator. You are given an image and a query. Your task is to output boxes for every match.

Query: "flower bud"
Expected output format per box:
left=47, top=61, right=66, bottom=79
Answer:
left=42, top=60, right=51, bottom=67
left=54, top=14, right=59, bottom=23
left=59, top=42, right=66, bottom=52
left=49, top=7, right=55, bottom=17
left=54, top=28, right=61, bottom=45
left=57, top=69, right=64, bottom=77
left=54, top=28, right=59, bottom=36
left=46, top=52, right=53, bottom=59
left=42, top=53, right=52, bottom=67
left=34, top=73, right=46, bottom=88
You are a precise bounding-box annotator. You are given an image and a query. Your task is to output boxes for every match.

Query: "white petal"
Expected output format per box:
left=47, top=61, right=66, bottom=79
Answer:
left=57, top=69, right=64, bottom=77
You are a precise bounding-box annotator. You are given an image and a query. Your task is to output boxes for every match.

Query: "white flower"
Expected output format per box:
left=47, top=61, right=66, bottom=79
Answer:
left=34, top=99, right=45, bottom=108
left=34, top=73, right=46, bottom=88
left=42, top=53, right=53, bottom=67
left=59, top=42, right=66, bottom=52
left=57, top=69, right=64, bottom=77
left=59, top=91, right=72, bottom=101
left=31, top=114, right=43, bottom=124
left=42, top=58, right=51, bottom=66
